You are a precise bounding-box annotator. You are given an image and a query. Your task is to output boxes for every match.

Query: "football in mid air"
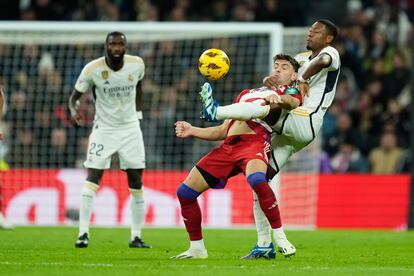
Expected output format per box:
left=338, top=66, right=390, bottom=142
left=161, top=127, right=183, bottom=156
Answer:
left=198, top=48, right=230, bottom=81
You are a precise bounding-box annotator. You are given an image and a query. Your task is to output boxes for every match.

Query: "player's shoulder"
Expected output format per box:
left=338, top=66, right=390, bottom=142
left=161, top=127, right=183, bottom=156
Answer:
left=321, top=46, right=340, bottom=58
left=83, top=57, right=106, bottom=76
left=294, top=51, right=312, bottom=60
left=124, top=54, right=144, bottom=64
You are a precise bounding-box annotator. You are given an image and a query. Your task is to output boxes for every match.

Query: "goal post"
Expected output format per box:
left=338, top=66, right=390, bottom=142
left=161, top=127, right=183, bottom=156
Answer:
left=0, top=21, right=317, bottom=229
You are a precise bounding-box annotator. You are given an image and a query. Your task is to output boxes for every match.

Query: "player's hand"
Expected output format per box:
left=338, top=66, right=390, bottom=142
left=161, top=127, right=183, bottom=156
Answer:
left=262, top=94, right=282, bottom=105
left=298, top=82, right=310, bottom=98
left=69, top=100, right=82, bottom=126
left=175, top=121, right=192, bottom=138
left=263, top=75, right=278, bottom=89
left=0, top=129, right=4, bottom=140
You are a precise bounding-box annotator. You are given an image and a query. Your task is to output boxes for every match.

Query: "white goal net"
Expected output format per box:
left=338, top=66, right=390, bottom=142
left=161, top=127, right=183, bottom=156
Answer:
left=0, top=22, right=318, bottom=229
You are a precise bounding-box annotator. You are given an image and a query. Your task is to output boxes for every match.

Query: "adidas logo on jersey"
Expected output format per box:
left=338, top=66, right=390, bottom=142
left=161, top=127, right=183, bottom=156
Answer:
left=104, top=80, right=110, bottom=85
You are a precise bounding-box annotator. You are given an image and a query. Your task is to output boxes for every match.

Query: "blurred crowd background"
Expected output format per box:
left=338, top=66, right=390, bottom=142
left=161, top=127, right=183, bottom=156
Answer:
left=0, top=0, right=412, bottom=174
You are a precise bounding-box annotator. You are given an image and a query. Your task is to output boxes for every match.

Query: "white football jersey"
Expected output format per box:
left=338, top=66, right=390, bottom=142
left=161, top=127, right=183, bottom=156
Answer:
left=294, top=46, right=340, bottom=114
left=75, top=54, right=145, bottom=129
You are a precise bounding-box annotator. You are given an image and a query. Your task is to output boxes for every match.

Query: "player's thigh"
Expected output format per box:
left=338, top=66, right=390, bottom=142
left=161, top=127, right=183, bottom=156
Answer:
left=84, top=129, right=118, bottom=169
left=184, top=167, right=210, bottom=193
left=269, top=135, right=296, bottom=174
left=118, top=127, right=146, bottom=170
left=195, top=147, right=237, bottom=189
left=282, top=113, right=315, bottom=144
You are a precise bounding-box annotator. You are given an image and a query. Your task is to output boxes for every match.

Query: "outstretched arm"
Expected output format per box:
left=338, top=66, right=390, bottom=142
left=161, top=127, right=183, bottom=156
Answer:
left=68, top=89, right=83, bottom=126
left=175, top=120, right=229, bottom=141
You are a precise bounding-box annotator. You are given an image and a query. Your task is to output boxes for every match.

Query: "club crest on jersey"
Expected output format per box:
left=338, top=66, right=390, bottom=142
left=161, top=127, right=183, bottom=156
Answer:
left=101, top=70, right=109, bottom=79
left=128, top=74, right=133, bottom=82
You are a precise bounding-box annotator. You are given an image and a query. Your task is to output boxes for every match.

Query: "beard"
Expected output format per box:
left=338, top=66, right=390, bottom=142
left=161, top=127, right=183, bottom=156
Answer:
left=108, top=51, right=125, bottom=62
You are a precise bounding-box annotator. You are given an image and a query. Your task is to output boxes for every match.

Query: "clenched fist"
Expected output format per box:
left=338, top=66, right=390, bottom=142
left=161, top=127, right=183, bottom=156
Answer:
left=175, top=121, right=193, bottom=138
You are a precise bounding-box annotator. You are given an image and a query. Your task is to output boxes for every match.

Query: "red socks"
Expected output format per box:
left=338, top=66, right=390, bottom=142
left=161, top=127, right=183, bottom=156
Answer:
left=253, top=182, right=282, bottom=229
left=176, top=183, right=202, bottom=241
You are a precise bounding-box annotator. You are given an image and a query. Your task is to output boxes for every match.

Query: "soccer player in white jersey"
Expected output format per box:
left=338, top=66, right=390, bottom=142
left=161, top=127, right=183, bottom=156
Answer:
left=201, top=19, right=340, bottom=258
left=69, top=32, right=150, bottom=248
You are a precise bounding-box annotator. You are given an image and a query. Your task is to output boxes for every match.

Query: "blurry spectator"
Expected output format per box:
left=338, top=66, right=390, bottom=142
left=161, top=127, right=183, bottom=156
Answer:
left=334, top=74, right=359, bottom=111
left=48, top=128, right=75, bottom=167
left=319, top=151, right=332, bottom=173
left=368, top=131, right=405, bottom=174
left=5, top=92, right=33, bottom=138
left=73, top=0, right=120, bottom=21
left=255, top=0, right=281, bottom=22
left=356, top=91, right=373, bottom=133
left=324, top=112, right=367, bottom=157
left=7, top=126, right=37, bottom=167
left=32, top=108, right=53, bottom=167
left=132, top=0, right=159, bottom=21
left=169, top=6, right=187, bottom=21
left=29, top=0, right=62, bottom=21
left=322, top=102, right=340, bottom=142
left=330, top=141, right=368, bottom=173
left=210, top=0, right=230, bottom=21
left=382, top=48, right=411, bottom=100
left=231, top=2, right=254, bottom=21
left=95, top=0, right=120, bottom=21
left=380, top=99, right=410, bottom=147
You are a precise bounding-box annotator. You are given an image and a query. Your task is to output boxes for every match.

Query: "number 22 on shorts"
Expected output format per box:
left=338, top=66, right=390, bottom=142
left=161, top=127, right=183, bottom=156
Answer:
left=89, top=142, right=104, bottom=156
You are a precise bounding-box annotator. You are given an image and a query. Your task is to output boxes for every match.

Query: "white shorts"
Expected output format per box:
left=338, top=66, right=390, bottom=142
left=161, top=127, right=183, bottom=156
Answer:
left=84, top=123, right=146, bottom=170
left=269, top=108, right=323, bottom=173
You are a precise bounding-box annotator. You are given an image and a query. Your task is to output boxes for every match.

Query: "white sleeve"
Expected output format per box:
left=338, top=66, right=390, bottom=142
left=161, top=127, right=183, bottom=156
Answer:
left=320, top=47, right=340, bottom=71
left=138, top=58, right=145, bottom=81
left=74, top=65, right=93, bottom=93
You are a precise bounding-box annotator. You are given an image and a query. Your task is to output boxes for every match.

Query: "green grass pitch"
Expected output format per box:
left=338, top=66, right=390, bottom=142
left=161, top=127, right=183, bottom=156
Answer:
left=0, top=227, right=413, bottom=275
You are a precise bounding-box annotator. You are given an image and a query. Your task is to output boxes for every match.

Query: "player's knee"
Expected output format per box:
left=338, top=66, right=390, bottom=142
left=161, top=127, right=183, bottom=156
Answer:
left=126, top=169, right=143, bottom=189
left=247, top=172, right=267, bottom=189
left=176, top=183, right=200, bottom=200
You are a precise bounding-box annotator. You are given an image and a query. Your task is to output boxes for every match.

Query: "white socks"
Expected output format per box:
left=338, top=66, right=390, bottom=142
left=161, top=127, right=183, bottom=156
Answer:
left=253, top=192, right=272, bottom=247
left=190, top=239, right=206, bottom=251
left=78, top=181, right=99, bottom=236
left=130, top=188, right=145, bottom=240
left=217, top=102, right=270, bottom=121
left=78, top=184, right=145, bottom=240
left=273, top=227, right=288, bottom=245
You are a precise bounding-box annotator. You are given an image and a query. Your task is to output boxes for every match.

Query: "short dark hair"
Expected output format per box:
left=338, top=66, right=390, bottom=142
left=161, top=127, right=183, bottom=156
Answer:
left=106, top=31, right=126, bottom=44
left=317, top=19, right=339, bottom=44
left=273, top=54, right=300, bottom=72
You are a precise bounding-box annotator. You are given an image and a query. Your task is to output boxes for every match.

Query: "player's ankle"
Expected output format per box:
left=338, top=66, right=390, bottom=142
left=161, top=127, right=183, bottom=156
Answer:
left=190, top=239, right=206, bottom=251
